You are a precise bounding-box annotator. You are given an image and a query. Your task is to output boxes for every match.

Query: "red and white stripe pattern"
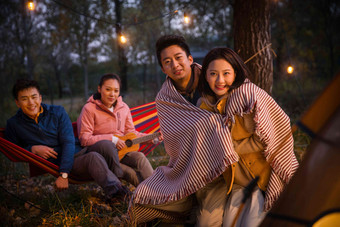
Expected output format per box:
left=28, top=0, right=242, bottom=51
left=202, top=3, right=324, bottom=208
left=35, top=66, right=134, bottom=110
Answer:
left=133, top=78, right=298, bottom=211
left=225, top=79, right=299, bottom=210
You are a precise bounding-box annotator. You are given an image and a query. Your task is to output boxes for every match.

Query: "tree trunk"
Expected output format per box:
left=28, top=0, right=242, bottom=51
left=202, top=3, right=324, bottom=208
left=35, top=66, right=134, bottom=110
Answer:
left=83, top=17, right=89, bottom=100
left=115, top=0, right=128, bottom=93
left=142, top=63, right=147, bottom=103
left=53, top=62, right=63, bottom=99
left=233, top=0, right=273, bottom=94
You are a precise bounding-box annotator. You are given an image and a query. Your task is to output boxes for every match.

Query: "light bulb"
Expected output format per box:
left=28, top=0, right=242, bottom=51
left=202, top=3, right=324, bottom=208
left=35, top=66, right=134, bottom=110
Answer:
left=120, top=35, right=127, bottom=44
left=184, top=13, right=190, bottom=24
left=287, top=65, right=294, bottom=74
left=27, top=1, right=35, bottom=11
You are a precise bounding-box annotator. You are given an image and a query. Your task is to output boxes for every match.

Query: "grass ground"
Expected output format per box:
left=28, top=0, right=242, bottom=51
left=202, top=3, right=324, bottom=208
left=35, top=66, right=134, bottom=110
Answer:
left=0, top=92, right=168, bottom=226
left=0, top=130, right=309, bottom=226
left=0, top=144, right=169, bottom=227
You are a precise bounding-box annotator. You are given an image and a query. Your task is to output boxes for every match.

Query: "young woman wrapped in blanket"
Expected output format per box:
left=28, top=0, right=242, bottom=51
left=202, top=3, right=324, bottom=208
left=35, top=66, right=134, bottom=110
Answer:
left=197, top=47, right=299, bottom=227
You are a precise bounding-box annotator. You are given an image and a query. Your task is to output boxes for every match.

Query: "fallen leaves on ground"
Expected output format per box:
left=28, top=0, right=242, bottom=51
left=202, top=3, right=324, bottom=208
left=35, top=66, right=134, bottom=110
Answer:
left=0, top=174, right=132, bottom=226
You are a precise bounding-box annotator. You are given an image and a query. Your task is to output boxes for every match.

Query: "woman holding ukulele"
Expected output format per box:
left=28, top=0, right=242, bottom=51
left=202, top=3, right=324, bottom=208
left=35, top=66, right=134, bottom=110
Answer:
left=77, top=73, right=161, bottom=188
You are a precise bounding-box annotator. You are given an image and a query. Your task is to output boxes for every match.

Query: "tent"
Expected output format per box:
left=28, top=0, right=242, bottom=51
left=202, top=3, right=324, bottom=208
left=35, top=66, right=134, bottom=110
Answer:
left=260, top=73, right=340, bottom=226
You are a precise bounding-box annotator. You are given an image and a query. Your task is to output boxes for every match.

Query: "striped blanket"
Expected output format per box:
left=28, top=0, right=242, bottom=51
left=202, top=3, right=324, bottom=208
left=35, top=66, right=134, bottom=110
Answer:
left=133, top=78, right=298, bottom=211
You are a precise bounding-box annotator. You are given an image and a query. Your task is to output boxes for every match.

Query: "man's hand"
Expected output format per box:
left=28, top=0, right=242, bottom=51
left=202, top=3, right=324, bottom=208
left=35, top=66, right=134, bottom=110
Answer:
left=55, top=176, right=69, bottom=190
left=116, top=139, right=126, bottom=150
left=31, top=145, right=58, bottom=159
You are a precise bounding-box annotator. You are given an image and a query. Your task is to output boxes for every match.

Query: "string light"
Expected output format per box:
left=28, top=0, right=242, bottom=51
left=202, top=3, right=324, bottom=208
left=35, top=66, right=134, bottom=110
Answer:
left=184, top=12, right=190, bottom=24
left=120, top=34, right=127, bottom=44
left=287, top=65, right=294, bottom=74
left=39, top=0, right=190, bottom=45
left=27, top=0, right=35, bottom=11
left=51, top=0, right=184, bottom=28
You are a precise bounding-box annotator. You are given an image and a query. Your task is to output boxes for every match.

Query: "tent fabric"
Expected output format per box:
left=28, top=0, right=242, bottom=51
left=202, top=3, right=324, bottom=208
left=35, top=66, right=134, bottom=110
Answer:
left=260, top=73, right=340, bottom=226
left=0, top=101, right=160, bottom=184
left=292, top=73, right=340, bottom=137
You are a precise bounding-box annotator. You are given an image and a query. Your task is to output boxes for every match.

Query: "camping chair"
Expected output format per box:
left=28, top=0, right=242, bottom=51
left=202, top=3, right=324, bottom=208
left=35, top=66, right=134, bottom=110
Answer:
left=0, top=101, right=160, bottom=184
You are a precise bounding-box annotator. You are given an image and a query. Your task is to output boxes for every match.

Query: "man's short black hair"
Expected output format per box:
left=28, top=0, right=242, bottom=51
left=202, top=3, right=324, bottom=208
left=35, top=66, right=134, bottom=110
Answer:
left=12, top=79, right=41, bottom=100
left=155, top=35, right=191, bottom=67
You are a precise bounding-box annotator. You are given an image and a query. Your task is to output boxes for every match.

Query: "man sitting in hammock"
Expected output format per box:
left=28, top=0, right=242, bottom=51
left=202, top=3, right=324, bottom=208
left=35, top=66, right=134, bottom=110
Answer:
left=5, top=79, right=130, bottom=199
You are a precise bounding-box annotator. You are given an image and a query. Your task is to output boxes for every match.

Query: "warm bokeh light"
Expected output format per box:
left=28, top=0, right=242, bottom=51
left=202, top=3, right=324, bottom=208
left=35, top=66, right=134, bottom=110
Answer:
left=120, top=35, right=127, bottom=44
left=27, top=1, right=35, bottom=11
left=287, top=65, right=294, bottom=74
left=184, top=13, right=190, bottom=24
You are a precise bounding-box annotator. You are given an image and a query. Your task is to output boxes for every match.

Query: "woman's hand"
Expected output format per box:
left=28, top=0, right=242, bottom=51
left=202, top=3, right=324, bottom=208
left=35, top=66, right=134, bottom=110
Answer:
left=152, top=131, right=164, bottom=144
left=116, top=139, right=126, bottom=150
left=157, top=131, right=164, bottom=143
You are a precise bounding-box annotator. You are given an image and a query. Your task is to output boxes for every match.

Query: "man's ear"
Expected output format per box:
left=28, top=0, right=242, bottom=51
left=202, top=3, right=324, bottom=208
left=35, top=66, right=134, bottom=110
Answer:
left=161, top=66, right=166, bottom=74
left=15, top=99, right=20, bottom=108
left=188, top=55, right=193, bottom=65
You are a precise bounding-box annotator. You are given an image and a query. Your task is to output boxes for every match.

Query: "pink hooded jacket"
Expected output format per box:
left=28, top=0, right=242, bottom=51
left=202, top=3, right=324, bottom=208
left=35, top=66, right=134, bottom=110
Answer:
left=77, top=95, right=145, bottom=147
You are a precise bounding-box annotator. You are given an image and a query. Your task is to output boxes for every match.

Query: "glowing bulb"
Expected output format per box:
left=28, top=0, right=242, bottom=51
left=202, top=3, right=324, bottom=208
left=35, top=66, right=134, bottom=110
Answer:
left=184, top=16, right=190, bottom=24
left=120, top=35, right=127, bottom=44
left=184, top=13, right=190, bottom=24
left=287, top=65, right=294, bottom=74
left=27, top=1, right=35, bottom=11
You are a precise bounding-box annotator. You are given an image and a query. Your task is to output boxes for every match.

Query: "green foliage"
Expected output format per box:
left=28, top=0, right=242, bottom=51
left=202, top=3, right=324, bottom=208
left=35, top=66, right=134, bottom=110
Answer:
left=147, top=144, right=170, bottom=169
left=0, top=98, right=18, bottom=127
left=272, top=72, right=329, bottom=124
left=272, top=0, right=340, bottom=80
left=0, top=153, right=29, bottom=179
left=293, top=128, right=312, bottom=163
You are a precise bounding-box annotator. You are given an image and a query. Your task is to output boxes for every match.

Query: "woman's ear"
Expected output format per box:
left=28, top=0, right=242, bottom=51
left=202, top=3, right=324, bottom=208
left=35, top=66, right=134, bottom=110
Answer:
left=97, top=85, right=101, bottom=93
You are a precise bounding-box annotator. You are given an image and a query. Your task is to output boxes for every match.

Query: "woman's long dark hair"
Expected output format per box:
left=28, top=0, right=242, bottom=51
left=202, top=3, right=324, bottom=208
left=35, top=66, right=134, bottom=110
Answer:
left=198, top=47, right=251, bottom=97
left=93, top=73, right=121, bottom=100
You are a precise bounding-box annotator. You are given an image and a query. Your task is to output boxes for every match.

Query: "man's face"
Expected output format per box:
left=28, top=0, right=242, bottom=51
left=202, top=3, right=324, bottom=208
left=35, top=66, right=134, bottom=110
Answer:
left=160, top=45, right=193, bottom=88
left=15, top=87, right=42, bottom=119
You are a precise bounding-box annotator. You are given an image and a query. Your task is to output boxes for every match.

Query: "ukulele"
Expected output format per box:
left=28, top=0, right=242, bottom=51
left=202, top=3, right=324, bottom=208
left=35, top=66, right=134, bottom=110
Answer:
left=116, top=132, right=161, bottom=160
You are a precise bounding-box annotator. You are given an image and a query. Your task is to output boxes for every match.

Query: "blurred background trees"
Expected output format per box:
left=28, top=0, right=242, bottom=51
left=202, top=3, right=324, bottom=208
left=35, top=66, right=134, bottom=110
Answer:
left=0, top=0, right=339, bottom=125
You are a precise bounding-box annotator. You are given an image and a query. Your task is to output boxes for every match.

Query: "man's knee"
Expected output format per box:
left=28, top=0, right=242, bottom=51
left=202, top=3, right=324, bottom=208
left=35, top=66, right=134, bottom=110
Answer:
left=197, top=208, right=224, bottom=227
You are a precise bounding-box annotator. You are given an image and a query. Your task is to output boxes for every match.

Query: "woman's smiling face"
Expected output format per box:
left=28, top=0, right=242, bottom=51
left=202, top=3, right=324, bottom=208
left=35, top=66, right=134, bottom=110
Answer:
left=206, top=59, right=236, bottom=99
left=98, top=78, right=120, bottom=108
